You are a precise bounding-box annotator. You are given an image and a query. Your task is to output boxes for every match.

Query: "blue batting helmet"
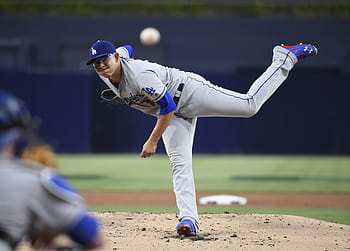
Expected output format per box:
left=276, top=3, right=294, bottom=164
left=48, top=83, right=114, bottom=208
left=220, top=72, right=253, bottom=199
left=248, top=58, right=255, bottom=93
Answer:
left=0, top=91, right=31, bottom=147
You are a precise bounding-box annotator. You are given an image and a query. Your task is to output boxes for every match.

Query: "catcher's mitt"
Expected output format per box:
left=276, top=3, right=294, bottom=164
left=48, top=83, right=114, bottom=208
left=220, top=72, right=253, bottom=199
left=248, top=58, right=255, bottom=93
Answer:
left=22, top=145, right=56, bottom=169
left=20, top=127, right=57, bottom=169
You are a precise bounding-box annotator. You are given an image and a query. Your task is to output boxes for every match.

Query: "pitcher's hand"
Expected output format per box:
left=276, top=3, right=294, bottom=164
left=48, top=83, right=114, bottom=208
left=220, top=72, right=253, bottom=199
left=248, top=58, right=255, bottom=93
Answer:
left=140, top=139, right=157, bottom=158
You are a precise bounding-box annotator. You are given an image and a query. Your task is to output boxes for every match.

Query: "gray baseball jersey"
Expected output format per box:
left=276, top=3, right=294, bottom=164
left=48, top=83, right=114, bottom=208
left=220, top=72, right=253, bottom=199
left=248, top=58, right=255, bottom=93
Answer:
left=98, top=46, right=296, bottom=231
left=0, top=155, right=85, bottom=250
left=100, top=57, right=187, bottom=116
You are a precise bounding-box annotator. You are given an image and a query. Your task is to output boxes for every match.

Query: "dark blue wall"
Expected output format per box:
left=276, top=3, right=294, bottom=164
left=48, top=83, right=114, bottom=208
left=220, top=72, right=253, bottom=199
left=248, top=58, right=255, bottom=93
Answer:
left=0, top=69, right=93, bottom=152
left=1, top=68, right=349, bottom=154
left=1, top=15, right=349, bottom=154
left=1, top=16, right=350, bottom=72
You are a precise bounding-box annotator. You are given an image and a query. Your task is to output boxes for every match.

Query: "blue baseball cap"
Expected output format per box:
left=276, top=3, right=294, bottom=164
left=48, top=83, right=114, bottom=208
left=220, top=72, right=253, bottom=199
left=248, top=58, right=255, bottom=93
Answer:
left=86, top=40, right=117, bottom=65
left=0, top=90, right=31, bottom=147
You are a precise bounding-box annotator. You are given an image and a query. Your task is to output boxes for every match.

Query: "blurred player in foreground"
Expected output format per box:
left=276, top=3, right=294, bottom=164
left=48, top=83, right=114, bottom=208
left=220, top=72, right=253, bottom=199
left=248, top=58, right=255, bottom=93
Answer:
left=87, top=40, right=317, bottom=236
left=0, top=91, right=103, bottom=250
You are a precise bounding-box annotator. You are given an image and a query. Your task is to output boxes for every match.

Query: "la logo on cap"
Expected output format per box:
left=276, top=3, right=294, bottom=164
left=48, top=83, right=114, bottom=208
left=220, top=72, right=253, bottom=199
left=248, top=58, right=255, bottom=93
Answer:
left=91, top=48, right=97, bottom=55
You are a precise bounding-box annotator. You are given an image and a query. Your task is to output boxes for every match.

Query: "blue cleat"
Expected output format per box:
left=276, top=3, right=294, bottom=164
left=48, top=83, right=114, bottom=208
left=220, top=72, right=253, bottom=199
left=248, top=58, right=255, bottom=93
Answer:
left=280, top=43, right=318, bottom=62
left=176, top=219, right=197, bottom=236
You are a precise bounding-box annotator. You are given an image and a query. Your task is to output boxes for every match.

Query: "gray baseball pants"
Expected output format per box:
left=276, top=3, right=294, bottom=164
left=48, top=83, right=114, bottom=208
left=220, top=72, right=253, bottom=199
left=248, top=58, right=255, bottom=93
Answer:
left=162, top=46, right=296, bottom=231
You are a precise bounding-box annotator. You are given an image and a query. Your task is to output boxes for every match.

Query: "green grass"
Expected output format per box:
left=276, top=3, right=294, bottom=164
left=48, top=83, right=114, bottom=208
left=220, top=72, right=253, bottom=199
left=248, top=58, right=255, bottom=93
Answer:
left=1, top=1, right=350, bottom=17
left=56, top=154, right=350, bottom=225
left=88, top=205, right=350, bottom=226
left=57, top=154, right=350, bottom=193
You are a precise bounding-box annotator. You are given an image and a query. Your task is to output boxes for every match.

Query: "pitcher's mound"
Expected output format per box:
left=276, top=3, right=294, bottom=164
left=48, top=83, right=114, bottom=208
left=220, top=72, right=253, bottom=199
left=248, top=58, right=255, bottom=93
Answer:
left=17, top=212, right=349, bottom=250
left=95, top=212, right=349, bottom=251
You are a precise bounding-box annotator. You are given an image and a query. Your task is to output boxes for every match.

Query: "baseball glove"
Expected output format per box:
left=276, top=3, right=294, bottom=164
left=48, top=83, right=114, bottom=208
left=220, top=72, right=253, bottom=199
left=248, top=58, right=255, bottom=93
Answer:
left=101, top=89, right=124, bottom=104
left=22, top=144, right=57, bottom=169
left=20, top=127, right=57, bottom=169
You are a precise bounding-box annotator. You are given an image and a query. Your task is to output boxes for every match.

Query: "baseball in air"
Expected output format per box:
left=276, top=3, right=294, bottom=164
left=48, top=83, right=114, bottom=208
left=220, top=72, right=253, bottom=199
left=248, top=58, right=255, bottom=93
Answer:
left=140, top=27, right=161, bottom=46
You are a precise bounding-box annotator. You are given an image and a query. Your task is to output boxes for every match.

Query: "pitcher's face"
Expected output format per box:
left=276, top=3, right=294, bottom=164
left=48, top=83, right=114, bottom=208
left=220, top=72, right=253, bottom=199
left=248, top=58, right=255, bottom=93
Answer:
left=93, top=53, right=119, bottom=78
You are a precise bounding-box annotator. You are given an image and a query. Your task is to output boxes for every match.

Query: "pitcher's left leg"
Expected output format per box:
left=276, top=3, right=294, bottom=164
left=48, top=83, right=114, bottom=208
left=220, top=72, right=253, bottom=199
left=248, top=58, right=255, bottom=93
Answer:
left=162, top=116, right=199, bottom=234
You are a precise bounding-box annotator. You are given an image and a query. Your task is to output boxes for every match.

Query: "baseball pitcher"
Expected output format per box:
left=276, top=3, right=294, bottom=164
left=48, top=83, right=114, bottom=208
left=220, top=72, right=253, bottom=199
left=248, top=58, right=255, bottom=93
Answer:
left=87, top=40, right=317, bottom=236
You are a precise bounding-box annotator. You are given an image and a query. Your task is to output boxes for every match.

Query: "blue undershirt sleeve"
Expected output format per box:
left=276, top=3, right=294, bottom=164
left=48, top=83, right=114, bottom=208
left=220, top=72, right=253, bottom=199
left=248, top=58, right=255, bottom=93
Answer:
left=67, top=213, right=99, bottom=247
left=123, top=45, right=134, bottom=58
left=156, top=91, right=176, bottom=115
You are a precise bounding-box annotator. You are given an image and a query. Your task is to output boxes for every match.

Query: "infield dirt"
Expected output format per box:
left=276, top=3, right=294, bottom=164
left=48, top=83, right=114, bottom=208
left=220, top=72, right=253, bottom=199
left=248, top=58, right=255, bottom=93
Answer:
left=18, top=211, right=350, bottom=251
left=18, top=191, right=350, bottom=251
left=97, top=212, right=350, bottom=251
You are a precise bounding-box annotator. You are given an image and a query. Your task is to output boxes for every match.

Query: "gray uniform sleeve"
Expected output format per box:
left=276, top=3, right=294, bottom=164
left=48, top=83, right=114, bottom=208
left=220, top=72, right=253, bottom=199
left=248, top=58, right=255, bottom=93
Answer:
left=116, top=46, right=132, bottom=59
left=28, top=169, right=86, bottom=233
left=0, top=162, right=88, bottom=246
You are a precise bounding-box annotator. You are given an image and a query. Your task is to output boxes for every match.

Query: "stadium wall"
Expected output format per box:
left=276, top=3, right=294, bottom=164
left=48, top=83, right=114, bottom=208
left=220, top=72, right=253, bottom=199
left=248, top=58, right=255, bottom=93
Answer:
left=0, top=15, right=349, bottom=154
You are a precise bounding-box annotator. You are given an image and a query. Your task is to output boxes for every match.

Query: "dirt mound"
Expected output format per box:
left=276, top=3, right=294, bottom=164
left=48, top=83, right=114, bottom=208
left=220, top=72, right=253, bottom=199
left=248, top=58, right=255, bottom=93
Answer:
left=97, top=212, right=349, bottom=250
left=18, top=212, right=350, bottom=250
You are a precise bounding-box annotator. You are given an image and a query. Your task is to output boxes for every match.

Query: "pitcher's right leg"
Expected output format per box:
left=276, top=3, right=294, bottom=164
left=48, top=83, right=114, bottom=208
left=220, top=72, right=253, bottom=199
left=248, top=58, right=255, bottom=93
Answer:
left=186, top=43, right=317, bottom=118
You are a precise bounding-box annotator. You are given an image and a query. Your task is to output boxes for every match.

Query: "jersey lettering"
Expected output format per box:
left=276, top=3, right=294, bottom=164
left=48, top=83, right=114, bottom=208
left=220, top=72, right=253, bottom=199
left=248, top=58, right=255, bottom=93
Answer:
left=123, top=93, right=144, bottom=105
left=142, top=87, right=156, bottom=96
